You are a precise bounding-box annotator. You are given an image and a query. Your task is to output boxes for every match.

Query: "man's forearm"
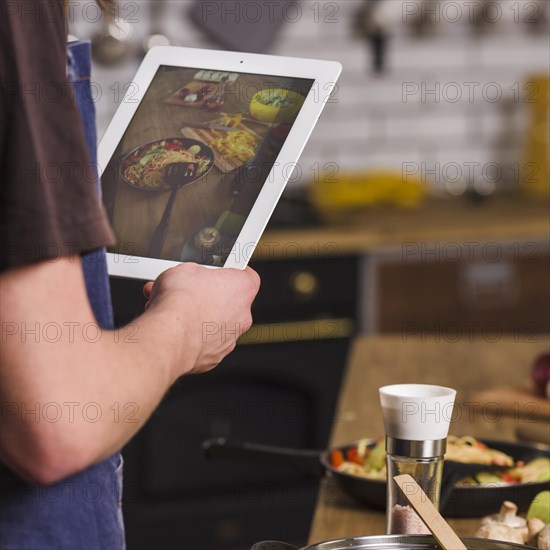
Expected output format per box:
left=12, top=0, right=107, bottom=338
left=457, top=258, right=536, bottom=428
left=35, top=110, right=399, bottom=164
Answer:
left=0, top=259, right=196, bottom=484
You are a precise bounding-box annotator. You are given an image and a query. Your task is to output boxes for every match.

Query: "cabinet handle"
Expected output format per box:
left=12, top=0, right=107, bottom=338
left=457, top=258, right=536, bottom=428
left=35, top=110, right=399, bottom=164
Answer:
left=238, top=318, right=354, bottom=345
left=460, top=263, right=520, bottom=310
left=289, top=271, right=319, bottom=299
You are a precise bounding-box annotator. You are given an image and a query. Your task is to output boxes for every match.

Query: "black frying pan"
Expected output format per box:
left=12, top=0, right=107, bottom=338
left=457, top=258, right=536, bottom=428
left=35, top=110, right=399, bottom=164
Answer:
left=202, top=437, right=550, bottom=517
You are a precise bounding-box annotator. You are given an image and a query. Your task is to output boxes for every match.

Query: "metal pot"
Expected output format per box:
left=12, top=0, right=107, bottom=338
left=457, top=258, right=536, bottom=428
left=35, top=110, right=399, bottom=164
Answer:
left=251, top=535, right=538, bottom=549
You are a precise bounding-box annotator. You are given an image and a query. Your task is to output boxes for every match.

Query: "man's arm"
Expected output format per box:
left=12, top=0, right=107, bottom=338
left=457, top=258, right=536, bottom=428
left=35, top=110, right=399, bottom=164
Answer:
left=0, top=257, right=259, bottom=484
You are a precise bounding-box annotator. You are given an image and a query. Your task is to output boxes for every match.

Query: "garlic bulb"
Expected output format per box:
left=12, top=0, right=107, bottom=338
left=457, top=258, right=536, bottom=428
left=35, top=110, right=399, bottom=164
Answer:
left=477, top=501, right=529, bottom=543
left=528, top=517, right=546, bottom=543
left=476, top=522, right=524, bottom=545
left=538, top=524, right=550, bottom=550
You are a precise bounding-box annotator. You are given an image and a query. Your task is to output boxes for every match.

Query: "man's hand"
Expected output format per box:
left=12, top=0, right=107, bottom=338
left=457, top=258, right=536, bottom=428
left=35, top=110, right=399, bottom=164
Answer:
left=143, top=263, right=260, bottom=377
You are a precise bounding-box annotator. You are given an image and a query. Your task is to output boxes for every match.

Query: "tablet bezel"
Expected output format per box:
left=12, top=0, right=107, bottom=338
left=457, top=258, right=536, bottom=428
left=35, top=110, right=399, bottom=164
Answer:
left=98, top=46, right=341, bottom=280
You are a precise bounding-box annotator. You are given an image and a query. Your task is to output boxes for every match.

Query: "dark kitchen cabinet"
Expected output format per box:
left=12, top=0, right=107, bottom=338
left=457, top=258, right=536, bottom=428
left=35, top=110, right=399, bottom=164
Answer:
left=109, top=255, right=359, bottom=550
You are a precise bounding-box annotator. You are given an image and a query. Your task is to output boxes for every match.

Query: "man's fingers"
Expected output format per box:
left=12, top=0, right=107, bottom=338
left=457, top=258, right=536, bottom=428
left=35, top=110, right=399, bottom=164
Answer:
left=143, top=281, right=154, bottom=298
left=243, top=267, right=261, bottom=293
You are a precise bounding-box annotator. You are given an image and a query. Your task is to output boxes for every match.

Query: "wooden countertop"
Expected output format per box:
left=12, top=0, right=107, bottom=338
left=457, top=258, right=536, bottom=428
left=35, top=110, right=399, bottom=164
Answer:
left=254, top=197, right=550, bottom=260
left=308, top=335, right=550, bottom=544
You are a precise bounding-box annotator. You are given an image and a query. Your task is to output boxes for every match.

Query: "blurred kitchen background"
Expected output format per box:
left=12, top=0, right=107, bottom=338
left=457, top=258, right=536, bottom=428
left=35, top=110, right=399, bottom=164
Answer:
left=69, top=1, right=549, bottom=549
left=71, top=0, right=549, bottom=195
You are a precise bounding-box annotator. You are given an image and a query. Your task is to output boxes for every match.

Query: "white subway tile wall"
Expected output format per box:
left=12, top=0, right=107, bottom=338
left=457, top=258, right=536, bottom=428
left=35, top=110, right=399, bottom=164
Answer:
left=70, top=0, right=549, bottom=189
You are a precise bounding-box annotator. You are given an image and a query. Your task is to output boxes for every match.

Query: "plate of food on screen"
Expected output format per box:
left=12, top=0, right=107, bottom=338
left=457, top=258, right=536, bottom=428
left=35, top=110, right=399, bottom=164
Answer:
left=119, top=137, right=214, bottom=191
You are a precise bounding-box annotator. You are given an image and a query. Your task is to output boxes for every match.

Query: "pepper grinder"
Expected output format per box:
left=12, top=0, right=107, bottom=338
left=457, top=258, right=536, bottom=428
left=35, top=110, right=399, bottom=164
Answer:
left=379, top=384, right=456, bottom=535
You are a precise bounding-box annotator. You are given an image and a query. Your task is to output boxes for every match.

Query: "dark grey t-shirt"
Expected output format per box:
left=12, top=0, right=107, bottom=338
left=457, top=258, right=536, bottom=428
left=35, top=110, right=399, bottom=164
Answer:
left=0, top=0, right=114, bottom=272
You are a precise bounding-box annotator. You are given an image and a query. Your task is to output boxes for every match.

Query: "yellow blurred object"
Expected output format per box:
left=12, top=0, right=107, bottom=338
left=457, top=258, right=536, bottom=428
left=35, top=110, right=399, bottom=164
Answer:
left=523, top=73, right=550, bottom=199
left=308, top=170, right=427, bottom=213
left=249, top=89, right=304, bottom=123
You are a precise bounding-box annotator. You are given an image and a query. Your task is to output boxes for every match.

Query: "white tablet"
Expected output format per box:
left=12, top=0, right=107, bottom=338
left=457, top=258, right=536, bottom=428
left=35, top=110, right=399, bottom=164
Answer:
left=98, top=46, right=341, bottom=280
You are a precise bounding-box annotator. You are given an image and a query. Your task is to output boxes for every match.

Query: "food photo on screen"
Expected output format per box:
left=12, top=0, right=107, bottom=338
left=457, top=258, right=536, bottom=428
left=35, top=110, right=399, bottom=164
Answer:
left=100, top=66, right=313, bottom=266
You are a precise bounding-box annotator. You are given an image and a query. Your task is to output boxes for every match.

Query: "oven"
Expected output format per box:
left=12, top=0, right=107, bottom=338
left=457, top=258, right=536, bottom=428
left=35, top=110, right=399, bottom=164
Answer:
left=110, top=255, right=358, bottom=549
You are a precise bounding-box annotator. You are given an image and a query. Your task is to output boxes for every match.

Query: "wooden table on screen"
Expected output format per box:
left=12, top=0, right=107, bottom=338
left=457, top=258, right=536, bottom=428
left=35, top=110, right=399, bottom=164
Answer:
left=308, top=335, right=550, bottom=544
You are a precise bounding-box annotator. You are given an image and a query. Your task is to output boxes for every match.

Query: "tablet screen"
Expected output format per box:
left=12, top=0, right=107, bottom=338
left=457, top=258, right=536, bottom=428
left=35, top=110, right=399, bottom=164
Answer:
left=101, top=66, right=314, bottom=267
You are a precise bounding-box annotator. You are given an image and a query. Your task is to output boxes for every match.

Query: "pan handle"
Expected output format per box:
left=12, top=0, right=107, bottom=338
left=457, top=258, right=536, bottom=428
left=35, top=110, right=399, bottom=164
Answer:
left=202, top=438, right=325, bottom=477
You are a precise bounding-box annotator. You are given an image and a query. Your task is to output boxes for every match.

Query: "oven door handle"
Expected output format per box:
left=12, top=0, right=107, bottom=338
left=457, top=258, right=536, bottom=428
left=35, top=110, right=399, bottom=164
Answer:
left=202, top=437, right=325, bottom=477
left=238, top=318, right=355, bottom=345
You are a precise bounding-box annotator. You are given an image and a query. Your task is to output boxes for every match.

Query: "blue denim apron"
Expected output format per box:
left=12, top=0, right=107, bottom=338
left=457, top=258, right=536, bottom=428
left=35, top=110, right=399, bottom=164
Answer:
left=0, top=40, right=125, bottom=550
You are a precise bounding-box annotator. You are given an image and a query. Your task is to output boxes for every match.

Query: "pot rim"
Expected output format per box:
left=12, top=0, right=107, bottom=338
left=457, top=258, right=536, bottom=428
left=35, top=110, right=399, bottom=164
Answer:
left=253, top=534, right=538, bottom=550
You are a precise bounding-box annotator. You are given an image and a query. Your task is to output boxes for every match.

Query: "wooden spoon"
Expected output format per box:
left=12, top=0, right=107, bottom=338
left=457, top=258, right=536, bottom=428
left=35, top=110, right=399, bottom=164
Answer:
left=393, top=474, right=467, bottom=550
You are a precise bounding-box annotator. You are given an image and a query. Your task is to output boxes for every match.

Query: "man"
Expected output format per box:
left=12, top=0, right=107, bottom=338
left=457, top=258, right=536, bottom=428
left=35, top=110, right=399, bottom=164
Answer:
left=0, top=0, right=260, bottom=547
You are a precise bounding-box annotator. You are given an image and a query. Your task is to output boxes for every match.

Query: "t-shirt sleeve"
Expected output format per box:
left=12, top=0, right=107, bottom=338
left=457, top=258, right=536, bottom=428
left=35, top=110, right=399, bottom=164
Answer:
left=0, top=0, right=115, bottom=273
